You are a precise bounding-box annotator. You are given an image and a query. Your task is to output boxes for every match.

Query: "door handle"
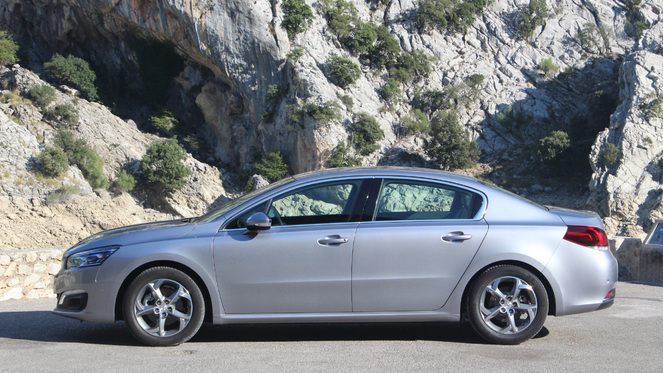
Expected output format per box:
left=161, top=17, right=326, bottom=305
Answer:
left=317, top=235, right=349, bottom=245
left=441, top=232, right=472, bottom=243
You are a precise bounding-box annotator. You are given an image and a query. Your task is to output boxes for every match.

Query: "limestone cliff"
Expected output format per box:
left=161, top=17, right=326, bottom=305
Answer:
left=0, top=0, right=662, bottom=240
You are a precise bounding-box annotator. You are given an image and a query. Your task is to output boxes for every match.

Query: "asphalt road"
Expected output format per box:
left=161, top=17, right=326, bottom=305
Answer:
left=1, top=281, right=662, bottom=372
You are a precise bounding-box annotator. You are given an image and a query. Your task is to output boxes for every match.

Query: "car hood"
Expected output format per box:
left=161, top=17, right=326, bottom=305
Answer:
left=68, top=219, right=197, bottom=253
left=545, top=206, right=604, bottom=228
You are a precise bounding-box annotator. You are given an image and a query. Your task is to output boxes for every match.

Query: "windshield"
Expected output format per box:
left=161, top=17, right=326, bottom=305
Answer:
left=194, top=177, right=295, bottom=223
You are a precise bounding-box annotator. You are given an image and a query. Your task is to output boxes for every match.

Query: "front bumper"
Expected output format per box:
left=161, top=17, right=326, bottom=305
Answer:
left=52, top=266, right=118, bottom=323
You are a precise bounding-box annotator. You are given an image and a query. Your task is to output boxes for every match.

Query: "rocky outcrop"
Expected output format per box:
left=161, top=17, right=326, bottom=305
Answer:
left=0, top=66, right=228, bottom=250
left=589, top=22, right=663, bottom=237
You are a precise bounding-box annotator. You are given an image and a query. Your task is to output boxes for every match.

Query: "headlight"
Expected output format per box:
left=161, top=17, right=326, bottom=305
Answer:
left=66, top=247, right=119, bottom=269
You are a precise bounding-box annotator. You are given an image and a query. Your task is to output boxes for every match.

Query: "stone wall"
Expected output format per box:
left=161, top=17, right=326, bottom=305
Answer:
left=0, top=248, right=64, bottom=301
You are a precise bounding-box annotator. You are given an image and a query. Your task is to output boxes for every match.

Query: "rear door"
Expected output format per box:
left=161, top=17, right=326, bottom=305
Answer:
left=352, top=178, right=488, bottom=312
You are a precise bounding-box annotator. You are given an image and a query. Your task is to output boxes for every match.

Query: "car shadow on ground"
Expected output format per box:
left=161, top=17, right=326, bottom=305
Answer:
left=0, top=310, right=549, bottom=345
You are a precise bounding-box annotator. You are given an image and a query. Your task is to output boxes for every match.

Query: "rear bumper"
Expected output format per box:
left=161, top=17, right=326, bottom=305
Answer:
left=544, top=240, right=618, bottom=316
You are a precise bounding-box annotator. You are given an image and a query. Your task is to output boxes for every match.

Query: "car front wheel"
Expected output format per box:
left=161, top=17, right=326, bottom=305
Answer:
left=123, top=266, right=205, bottom=346
left=467, top=265, right=549, bottom=345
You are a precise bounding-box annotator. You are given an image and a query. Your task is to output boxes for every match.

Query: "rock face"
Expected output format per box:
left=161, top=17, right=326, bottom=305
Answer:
left=589, top=22, right=663, bottom=237
left=0, top=66, right=228, bottom=250
left=0, top=0, right=662, bottom=239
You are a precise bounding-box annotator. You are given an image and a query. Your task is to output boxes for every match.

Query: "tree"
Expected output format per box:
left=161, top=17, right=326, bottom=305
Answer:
left=44, top=54, right=98, bottom=101
left=351, top=113, right=384, bottom=155
left=425, top=111, right=480, bottom=170
left=327, top=56, right=361, bottom=87
left=140, top=139, right=191, bottom=191
left=281, top=0, right=314, bottom=39
left=38, top=146, right=69, bottom=177
left=255, top=151, right=289, bottom=182
left=0, top=31, right=19, bottom=66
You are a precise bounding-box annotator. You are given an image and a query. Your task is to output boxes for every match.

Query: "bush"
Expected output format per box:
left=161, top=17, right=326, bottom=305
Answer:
left=0, top=31, right=19, bottom=66
left=46, top=184, right=80, bottom=203
left=539, top=58, right=559, bottom=78
left=395, top=50, right=432, bottom=80
left=255, top=151, right=289, bottom=182
left=381, top=78, right=401, bottom=103
left=287, top=47, right=305, bottom=63
left=537, top=131, right=570, bottom=162
left=339, top=94, right=354, bottom=109
left=149, top=110, right=178, bottom=134
left=113, top=169, right=136, bottom=193
left=632, top=21, right=648, bottom=39
left=350, top=22, right=378, bottom=55
left=38, top=146, right=69, bottom=177
left=641, top=93, right=663, bottom=119
left=517, top=0, right=548, bottom=39
left=53, top=129, right=109, bottom=189
left=425, top=110, right=480, bottom=170
left=46, top=104, right=79, bottom=127
left=281, top=0, right=314, bottom=39
left=322, top=0, right=358, bottom=40
left=416, top=0, right=488, bottom=34
left=600, top=143, right=620, bottom=166
left=305, top=101, right=341, bottom=122
left=327, top=141, right=361, bottom=168
left=44, top=54, right=98, bottom=101
left=351, top=113, right=384, bottom=155
left=577, top=23, right=611, bottom=55
left=327, top=56, right=361, bottom=88
left=403, top=109, right=429, bottom=134
left=467, top=73, right=485, bottom=88
left=29, top=84, right=56, bottom=108
left=141, top=139, right=191, bottom=191
left=366, top=25, right=400, bottom=68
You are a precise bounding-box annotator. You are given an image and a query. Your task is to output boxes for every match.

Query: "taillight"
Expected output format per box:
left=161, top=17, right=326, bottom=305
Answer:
left=563, top=225, right=609, bottom=249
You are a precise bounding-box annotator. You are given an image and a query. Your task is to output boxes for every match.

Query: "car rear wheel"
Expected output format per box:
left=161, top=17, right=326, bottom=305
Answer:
left=123, top=267, right=205, bottom=346
left=467, top=265, right=548, bottom=345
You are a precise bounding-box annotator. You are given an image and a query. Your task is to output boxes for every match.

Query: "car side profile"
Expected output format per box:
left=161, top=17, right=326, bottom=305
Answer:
left=53, top=167, right=617, bottom=346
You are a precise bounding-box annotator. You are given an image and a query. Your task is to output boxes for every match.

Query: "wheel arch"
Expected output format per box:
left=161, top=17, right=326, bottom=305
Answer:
left=114, top=261, right=214, bottom=323
left=460, top=260, right=557, bottom=318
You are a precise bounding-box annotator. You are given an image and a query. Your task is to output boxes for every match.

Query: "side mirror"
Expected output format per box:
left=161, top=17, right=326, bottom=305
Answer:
left=245, top=212, right=272, bottom=232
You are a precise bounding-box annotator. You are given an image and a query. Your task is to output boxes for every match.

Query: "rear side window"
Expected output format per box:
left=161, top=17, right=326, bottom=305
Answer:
left=375, top=180, right=481, bottom=221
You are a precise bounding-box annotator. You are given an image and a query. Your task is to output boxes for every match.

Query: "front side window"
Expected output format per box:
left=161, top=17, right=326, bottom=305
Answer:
left=375, top=180, right=479, bottom=221
left=269, top=181, right=362, bottom=226
left=225, top=180, right=364, bottom=229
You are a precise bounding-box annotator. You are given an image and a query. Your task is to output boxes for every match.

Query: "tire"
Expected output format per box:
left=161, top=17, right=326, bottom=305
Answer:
left=123, top=266, right=205, bottom=346
left=467, top=265, right=549, bottom=345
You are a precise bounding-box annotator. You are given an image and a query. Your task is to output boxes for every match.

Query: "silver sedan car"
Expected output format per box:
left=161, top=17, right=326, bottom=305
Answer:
left=53, top=167, right=617, bottom=346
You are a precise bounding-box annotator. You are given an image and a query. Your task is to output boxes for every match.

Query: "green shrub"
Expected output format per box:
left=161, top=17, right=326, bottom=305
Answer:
left=600, top=143, right=620, bottom=166
left=46, top=104, right=79, bottom=127
left=141, top=139, right=191, bottom=191
left=632, top=21, right=648, bottom=39
left=350, top=22, right=378, bottom=55
left=497, top=105, right=532, bottom=129
left=327, top=141, right=361, bottom=168
left=416, top=0, right=489, bottom=34
left=366, top=25, right=400, bottom=68
left=641, top=93, right=663, bottom=119
left=395, top=50, right=432, bottom=80
left=266, top=84, right=283, bottom=103
left=305, top=101, right=341, bottom=122
left=539, top=58, right=559, bottom=78
left=390, top=68, right=410, bottom=84
left=467, top=73, right=485, bottom=88
left=255, top=151, right=289, bottom=182
left=46, top=184, right=80, bottom=203
left=0, top=31, right=19, bottom=66
left=52, top=130, right=109, bottom=188
left=287, top=47, right=305, bottom=63
left=351, top=112, right=384, bottom=155
left=281, top=0, right=314, bottom=39
left=537, top=131, right=570, bottom=162
left=327, top=56, right=361, bottom=87
left=322, top=0, right=358, bottom=40
left=413, top=89, right=453, bottom=114
left=44, top=54, right=98, bottom=101
left=577, top=23, right=611, bottom=54
left=425, top=110, right=480, bottom=170
left=403, top=109, right=429, bottom=134
left=517, top=0, right=548, bottom=39
left=381, top=78, right=401, bottom=103
left=29, top=84, right=56, bottom=108
left=38, top=146, right=69, bottom=177
left=112, top=169, right=136, bottom=193
left=339, top=94, right=354, bottom=109
left=148, top=109, right=178, bottom=134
